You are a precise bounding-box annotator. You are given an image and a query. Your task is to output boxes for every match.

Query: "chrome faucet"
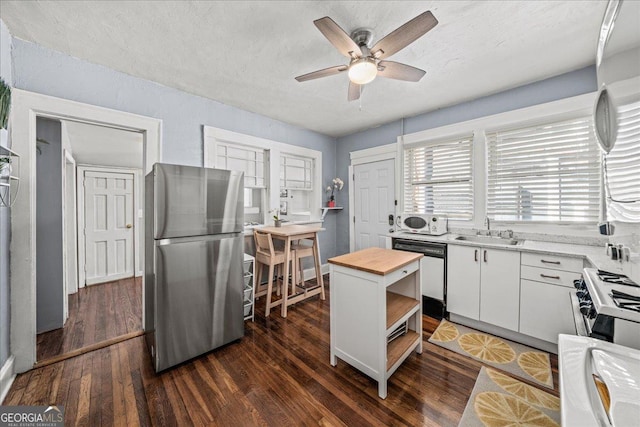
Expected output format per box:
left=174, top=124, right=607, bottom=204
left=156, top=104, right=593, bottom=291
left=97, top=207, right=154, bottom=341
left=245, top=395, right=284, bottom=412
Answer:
left=478, top=217, right=491, bottom=236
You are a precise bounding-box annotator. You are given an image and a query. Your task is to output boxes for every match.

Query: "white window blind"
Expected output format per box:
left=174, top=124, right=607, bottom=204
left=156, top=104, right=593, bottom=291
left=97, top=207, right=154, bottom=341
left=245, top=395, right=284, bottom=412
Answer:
left=216, top=143, right=266, bottom=188
left=403, top=136, right=473, bottom=220
left=486, top=116, right=601, bottom=222
left=605, top=100, right=640, bottom=222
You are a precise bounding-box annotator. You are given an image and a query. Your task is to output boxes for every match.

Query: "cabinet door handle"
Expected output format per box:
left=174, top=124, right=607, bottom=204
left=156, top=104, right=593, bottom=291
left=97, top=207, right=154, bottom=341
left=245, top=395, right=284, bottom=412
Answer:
left=483, top=250, right=487, bottom=263
left=402, top=270, right=408, bottom=274
left=474, top=249, right=478, bottom=262
left=541, top=259, right=561, bottom=265
left=540, top=274, right=560, bottom=280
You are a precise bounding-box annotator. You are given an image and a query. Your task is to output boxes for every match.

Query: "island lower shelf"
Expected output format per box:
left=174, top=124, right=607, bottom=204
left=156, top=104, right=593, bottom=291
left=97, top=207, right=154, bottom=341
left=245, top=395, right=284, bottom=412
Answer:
left=387, top=330, right=420, bottom=371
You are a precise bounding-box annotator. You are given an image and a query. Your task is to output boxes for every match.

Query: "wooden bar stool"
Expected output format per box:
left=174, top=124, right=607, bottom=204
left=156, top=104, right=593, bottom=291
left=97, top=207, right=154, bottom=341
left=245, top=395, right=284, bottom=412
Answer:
left=291, top=235, right=325, bottom=301
left=253, top=230, right=297, bottom=317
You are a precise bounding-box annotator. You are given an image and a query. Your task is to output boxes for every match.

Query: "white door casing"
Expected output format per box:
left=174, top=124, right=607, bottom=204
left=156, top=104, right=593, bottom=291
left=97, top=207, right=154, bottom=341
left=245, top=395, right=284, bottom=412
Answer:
left=83, top=170, right=134, bottom=285
left=61, top=149, right=77, bottom=322
left=353, top=159, right=395, bottom=251
left=10, top=89, right=161, bottom=373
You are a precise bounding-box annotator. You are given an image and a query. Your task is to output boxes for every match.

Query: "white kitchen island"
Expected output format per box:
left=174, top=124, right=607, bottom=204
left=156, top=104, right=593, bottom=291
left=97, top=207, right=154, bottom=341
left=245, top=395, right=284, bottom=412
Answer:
left=328, top=247, right=423, bottom=399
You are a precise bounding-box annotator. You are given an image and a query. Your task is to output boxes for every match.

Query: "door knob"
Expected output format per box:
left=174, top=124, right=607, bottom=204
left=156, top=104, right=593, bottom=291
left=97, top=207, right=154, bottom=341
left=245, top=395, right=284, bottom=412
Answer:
left=126, top=224, right=133, bottom=229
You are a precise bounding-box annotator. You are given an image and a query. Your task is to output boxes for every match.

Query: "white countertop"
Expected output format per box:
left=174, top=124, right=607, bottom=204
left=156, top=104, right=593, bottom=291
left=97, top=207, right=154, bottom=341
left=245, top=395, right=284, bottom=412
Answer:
left=388, top=231, right=626, bottom=273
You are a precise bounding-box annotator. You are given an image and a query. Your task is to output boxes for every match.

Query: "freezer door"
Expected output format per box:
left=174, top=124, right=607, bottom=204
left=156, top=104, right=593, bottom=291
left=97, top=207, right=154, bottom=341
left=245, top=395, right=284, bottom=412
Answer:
left=152, top=163, right=243, bottom=239
left=153, top=233, right=244, bottom=371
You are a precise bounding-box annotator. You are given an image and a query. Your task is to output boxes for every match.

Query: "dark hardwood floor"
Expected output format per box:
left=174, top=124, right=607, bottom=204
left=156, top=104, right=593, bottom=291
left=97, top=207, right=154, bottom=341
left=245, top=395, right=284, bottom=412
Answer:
left=8, top=274, right=558, bottom=426
left=37, top=277, right=142, bottom=361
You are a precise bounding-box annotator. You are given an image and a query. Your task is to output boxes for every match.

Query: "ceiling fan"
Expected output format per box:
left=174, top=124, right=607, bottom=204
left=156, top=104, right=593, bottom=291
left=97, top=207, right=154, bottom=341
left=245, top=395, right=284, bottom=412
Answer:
left=295, top=11, right=438, bottom=101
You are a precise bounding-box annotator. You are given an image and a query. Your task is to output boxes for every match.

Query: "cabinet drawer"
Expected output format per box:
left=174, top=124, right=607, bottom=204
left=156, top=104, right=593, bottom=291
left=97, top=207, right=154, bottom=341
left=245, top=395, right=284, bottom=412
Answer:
left=521, top=252, right=583, bottom=273
left=384, top=260, right=419, bottom=287
left=521, top=265, right=581, bottom=288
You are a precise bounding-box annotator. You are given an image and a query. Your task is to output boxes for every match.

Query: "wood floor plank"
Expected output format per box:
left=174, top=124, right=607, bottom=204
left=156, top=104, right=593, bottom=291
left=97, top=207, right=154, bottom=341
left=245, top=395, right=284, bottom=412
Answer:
left=37, top=277, right=142, bottom=362
left=5, top=274, right=562, bottom=426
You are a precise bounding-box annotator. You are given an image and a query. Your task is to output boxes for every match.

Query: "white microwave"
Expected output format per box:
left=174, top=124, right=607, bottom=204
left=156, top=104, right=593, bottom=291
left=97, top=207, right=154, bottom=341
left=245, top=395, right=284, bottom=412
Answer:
left=398, top=214, right=448, bottom=235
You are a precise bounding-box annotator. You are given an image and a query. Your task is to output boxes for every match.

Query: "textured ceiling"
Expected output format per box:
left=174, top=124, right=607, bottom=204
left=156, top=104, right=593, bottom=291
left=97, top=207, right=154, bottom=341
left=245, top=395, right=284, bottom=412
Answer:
left=1, top=1, right=607, bottom=137
left=64, top=121, right=143, bottom=169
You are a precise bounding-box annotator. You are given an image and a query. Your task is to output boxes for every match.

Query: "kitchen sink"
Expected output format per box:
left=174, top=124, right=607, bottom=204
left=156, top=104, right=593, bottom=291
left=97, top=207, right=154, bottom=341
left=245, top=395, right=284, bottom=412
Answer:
left=454, top=235, right=523, bottom=246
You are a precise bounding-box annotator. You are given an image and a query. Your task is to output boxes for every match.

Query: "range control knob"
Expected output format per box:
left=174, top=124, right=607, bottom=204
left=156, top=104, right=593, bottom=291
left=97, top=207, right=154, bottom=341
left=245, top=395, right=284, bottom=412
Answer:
left=579, top=301, right=593, bottom=316
left=577, top=289, right=590, bottom=300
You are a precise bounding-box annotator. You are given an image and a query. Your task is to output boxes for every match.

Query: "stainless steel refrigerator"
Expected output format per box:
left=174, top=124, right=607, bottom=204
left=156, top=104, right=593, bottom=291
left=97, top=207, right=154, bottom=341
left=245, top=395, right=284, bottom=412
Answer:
left=144, top=163, right=244, bottom=372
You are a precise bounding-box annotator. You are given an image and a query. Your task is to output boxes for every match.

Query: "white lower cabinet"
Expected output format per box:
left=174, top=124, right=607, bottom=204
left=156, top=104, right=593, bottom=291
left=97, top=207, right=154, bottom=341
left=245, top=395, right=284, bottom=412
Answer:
left=448, top=245, right=521, bottom=331
left=480, top=249, right=521, bottom=331
left=519, top=279, right=575, bottom=344
left=447, top=245, right=481, bottom=320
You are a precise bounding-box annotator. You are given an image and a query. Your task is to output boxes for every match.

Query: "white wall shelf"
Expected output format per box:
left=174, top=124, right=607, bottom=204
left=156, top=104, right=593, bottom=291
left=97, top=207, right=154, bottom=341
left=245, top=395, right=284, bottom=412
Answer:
left=0, top=144, right=20, bottom=207
left=321, top=206, right=343, bottom=220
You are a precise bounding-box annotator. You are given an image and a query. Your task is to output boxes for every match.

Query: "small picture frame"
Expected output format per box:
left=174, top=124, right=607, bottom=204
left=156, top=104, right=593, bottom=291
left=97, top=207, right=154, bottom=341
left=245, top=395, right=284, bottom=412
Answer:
left=279, top=200, right=288, bottom=216
left=280, top=189, right=288, bottom=198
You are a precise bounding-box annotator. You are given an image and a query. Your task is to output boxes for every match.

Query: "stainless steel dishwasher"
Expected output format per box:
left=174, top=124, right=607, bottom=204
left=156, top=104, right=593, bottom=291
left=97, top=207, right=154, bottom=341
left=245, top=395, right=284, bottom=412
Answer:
left=392, top=238, right=447, bottom=319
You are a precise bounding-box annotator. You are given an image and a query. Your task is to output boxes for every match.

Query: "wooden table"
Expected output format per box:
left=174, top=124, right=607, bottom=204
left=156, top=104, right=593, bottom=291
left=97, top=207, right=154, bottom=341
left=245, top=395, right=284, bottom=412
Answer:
left=328, top=247, right=423, bottom=398
left=258, top=224, right=325, bottom=317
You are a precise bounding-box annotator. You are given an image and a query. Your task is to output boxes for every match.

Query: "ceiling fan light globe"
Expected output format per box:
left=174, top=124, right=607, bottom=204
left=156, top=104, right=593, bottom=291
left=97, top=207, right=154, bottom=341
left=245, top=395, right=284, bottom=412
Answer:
left=348, top=59, right=377, bottom=85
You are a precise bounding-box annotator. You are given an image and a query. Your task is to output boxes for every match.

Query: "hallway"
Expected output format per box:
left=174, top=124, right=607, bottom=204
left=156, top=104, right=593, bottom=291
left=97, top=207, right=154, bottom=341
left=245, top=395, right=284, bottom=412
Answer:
left=37, top=277, right=142, bottom=362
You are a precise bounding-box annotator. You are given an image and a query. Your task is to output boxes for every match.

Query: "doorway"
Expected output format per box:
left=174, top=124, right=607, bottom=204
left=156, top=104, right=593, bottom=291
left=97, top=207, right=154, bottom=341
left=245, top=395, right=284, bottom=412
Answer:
left=10, top=89, right=161, bottom=373
left=33, top=117, right=145, bottom=363
left=352, top=158, right=396, bottom=251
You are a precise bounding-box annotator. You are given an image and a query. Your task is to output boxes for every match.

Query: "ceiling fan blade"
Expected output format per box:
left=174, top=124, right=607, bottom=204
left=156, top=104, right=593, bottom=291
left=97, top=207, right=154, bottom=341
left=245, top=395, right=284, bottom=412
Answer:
left=348, top=81, right=363, bottom=102
left=295, top=65, right=348, bottom=82
left=314, top=17, right=363, bottom=58
left=370, top=11, right=438, bottom=59
left=377, top=61, right=426, bottom=82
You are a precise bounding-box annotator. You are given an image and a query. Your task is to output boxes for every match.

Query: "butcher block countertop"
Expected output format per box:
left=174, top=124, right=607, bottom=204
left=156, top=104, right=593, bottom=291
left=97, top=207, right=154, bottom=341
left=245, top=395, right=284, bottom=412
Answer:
left=328, top=248, right=423, bottom=275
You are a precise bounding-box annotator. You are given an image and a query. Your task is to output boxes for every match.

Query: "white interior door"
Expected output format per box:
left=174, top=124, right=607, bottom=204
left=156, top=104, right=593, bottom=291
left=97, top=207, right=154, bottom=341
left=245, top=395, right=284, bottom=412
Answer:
left=353, top=159, right=395, bottom=251
left=84, top=170, right=134, bottom=285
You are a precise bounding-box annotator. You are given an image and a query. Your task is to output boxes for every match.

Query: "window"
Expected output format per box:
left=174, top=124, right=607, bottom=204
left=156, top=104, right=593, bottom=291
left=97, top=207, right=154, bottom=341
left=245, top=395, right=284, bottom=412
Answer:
left=216, top=142, right=267, bottom=224
left=403, top=135, right=473, bottom=220
left=280, top=153, right=313, bottom=217
left=204, top=126, right=323, bottom=225
left=486, top=116, right=601, bottom=222
left=604, top=100, right=640, bottom=222
left=280, top=154, right=312, bottom=190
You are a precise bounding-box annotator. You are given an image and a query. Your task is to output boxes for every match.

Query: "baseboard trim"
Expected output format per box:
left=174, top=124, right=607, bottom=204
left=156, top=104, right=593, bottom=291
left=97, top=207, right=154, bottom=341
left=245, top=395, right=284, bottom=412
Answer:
left=0, top=355, right=16, bottom=404
left=449, top=314, right=558, bottom=354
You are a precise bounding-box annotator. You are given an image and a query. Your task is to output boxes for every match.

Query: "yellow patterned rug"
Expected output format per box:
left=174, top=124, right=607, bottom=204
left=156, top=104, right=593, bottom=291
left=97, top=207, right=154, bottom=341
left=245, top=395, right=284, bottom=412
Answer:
left=458, top=367, right=560, bottom=427
left=429, top=320, right=553, bottom=389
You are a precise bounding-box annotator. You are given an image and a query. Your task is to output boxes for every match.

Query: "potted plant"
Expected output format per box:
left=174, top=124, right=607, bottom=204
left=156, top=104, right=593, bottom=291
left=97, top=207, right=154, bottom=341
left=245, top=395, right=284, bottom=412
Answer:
left=0, top=156, right=10, bottom=178
left=0, top=78, right=11, bottom=130
left=325, top=177, right=344, bottom=207
left=270, top=208, right=282, bottom=227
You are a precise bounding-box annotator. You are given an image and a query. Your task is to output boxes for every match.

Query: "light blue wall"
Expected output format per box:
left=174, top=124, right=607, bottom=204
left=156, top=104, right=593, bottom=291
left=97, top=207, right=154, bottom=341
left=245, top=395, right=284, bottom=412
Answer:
left=335, top=66, right=598, bottom=255
left=0, top=19, right=13, bottom=367
left=36, top=118, right=64, bottom=333
left=10, top=38, right=339, bottom=262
